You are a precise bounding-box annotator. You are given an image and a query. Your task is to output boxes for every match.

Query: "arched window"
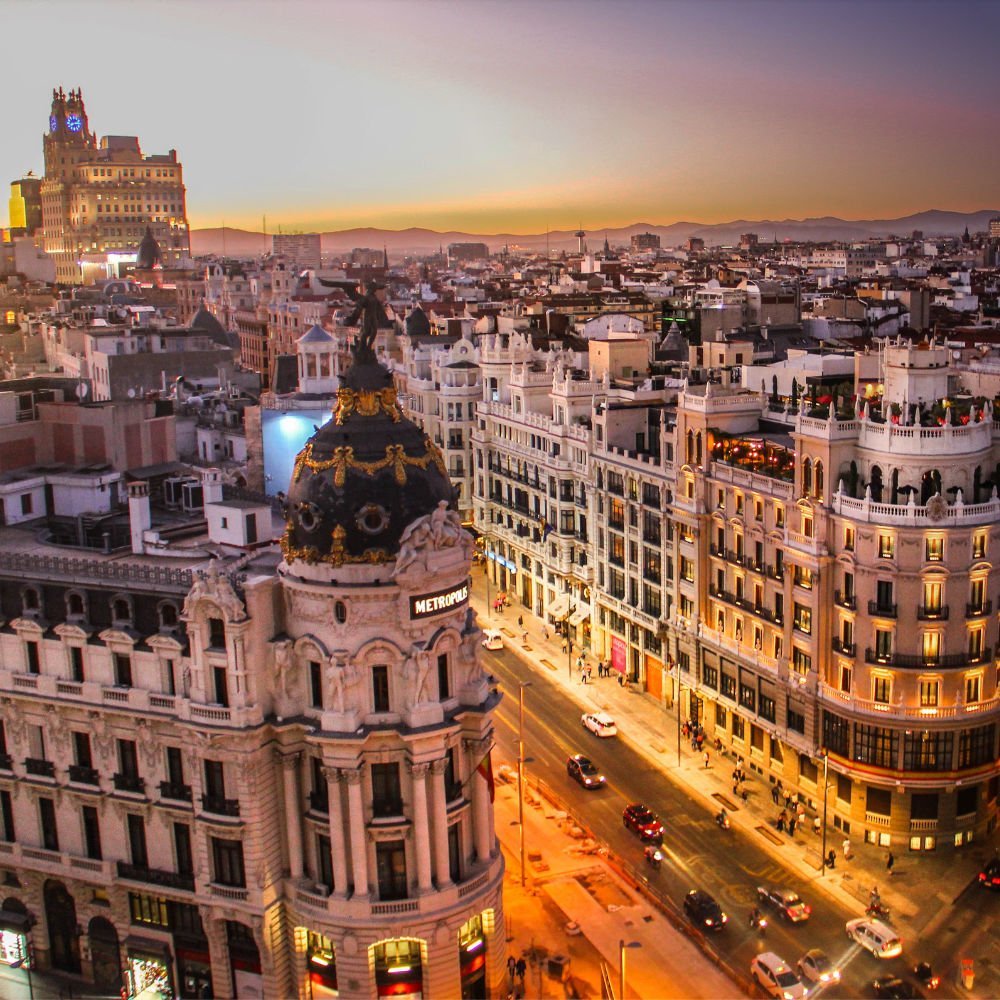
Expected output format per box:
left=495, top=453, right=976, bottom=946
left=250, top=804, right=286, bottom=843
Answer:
left=112, top=597, right=131, bottom=624
left=686, top=430, right=694, bottom=465
left=66, top=591, right=85, bottom=618
left=22, top=587, right=40, bottom=613
left=870, top=465, right=883, bottom=503
left=695, top=432, right=703, bottom=466
left=814, top=460, right=824, bottom=499
left=158, top=602, right=178, bottom=629
left=801, top=457, right=812, bottom=496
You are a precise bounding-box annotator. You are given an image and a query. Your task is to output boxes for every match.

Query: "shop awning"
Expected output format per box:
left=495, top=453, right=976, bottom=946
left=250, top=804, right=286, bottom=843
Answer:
left=568, top=607, right=590, bottom=627
left=0, top=910, right=29, bottom=932
left=548, top=595, right=571, bottom=619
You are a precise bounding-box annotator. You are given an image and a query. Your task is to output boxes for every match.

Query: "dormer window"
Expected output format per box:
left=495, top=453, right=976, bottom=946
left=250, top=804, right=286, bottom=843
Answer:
left=22, top=587, right=40, bottom=615
left=66, top=592, right=86, bottom=619
left=111, top=597, right=132, bottom=625
left=158, top=602, right=178, bottom=630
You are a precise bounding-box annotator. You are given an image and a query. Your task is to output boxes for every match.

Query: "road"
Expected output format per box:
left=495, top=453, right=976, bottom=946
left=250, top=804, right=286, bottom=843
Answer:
left=485, top=644, right=988, bottom=998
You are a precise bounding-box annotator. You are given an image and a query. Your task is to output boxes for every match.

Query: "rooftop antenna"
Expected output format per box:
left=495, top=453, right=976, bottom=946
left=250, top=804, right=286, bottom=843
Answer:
left=221, top=220, right=226, bottom=256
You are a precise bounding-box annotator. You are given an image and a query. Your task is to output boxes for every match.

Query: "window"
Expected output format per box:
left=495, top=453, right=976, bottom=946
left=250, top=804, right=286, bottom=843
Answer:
left=839, top=664, right=852, bottom=692
left=878, top=534, right=894, bottom=559
left=957, top=725, right=995, bottom=768
left=128, top=813, right=149, bottom=868
left=853, top=724, right=897, bottom=768
left=702, top=664, right=718, bottom=690
left=310, top=661, right=323, bottom=709
left=70, top=646, right=84, bottom=682
left=922, top=581, right=943, bottom=614
left=119, top=739, right=140, bottom=779
left=372, top=665, right=390, bottom=712
left=919, top=678, right=939, bottom=707
left=872, top=675, right=891, bottom=704
left=0, top=791, right=13, bottom=842
left=174, top=823, right=193, bottom=875
left=129, top=893, right=170, bottom=927
left=791, top=647, right=811, bottom=675
left=732, top=715, right=745, bottom=741
left=968, top=629, right=985, bottom=661
left=114, top=652, right=133, bottom=687
left=739, top=683, right=755, bottom=712
left=903, top=730, right=953, bottom=772
left=25, top=641, right=39, bottom=675
left=211, top=837, right=246, bottom=887
left=823, top=712, right=850, bottom=756
left=310, top=757, right=328, bottom=812
left=793, top=603, right=812, bottom=635
left=925, top=536, right=943, bottom=562
left=444, top=748, right=462, bottom=801
left=212, top=666, right=229, bottom=707
left=74, top=731, right=93, bottom=768
left=844, top=526, right=855, bottom=552
left=437, top=653, right=450, bottom=700
left=793, top=566, right=813, bottom=590
left=20, top=493, right=32, bottom=515
left=204, top=760, right=226, bottom=800
left=774, top=505, right=784, bottom=528
left=874, top=629, right=893, bottom=661
left=801, top=514, right=813, bottom=538
left=207, top=617, right=225, bottom=649
left=973, top=532, right=987, bottom=559
left=80, top=806, right=104, bottom=861
left=965, top=673, right=982, bottom=704
left=759, top=693, right=776, bottom=723
left=316, top=834, right=333, bottom=890
left=680, top=557, right=694, bottom=582
left=375, top=840, right=407, bottom=900
left=166, top=746, right=185, bottom=787
left=720, top=673, right=736, bottom=700
left=39, top=798, right=59, bottom=852
left=371, top=762, right=402, bottom=817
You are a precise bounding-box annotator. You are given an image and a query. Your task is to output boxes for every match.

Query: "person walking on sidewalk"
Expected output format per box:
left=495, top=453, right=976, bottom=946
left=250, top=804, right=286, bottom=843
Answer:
left=507, top=956, right=517, bottom=985
left=515, top=957, right=526, bottom=985
left=517, top=614, right=523, bottom=629
left=843, top=837, right=852, bottom=861
left=703, top=750, right=710, bottom=768
left=886, top=851, right=895, bottom=876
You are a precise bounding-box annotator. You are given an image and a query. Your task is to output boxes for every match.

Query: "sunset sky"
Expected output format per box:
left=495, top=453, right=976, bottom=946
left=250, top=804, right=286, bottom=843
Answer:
left=5, top=0, right=999, bottom=233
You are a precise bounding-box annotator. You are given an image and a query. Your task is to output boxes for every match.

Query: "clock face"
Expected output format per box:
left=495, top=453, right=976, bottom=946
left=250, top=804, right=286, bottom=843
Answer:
left=49, top=114, right=58, bottom=133
left=66, top=113, right=83, bottom=133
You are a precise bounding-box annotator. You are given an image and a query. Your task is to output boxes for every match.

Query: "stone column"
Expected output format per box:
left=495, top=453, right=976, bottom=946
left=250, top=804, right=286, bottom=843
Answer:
left=205, top=916, right=234, bottom=1000
left=429, top=757, right=452, bottom=887
left=467, top=738, right=493, bottom=862
left=407, top=761, right=433, bottom=893
left=322, top=766, right=349, bottom=895
left=344, top=766, right=369, bottom=897
left=278, top=751, right=304, bottom=879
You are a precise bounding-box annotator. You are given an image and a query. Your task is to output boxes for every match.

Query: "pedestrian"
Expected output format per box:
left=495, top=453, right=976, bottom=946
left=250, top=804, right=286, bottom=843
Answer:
left=776, top=815, right=785, bottom=833
left=696, top=733, right=704, bottom=749
left=618, top=672, right=624, bottom=687
left=827, top=849, right=836, bottom=869
left=886, top=851, right=895, bottom=876
left=714, top=736, right=722, bottom=752
left=508, top=956, right=517, bottom=983
left=771, top=785, right=780, bottom=806
left=586, top=664, right=593, bottom=682
left=516, top=957, right=526, bottom=983
left=813, top=815, right=821, bottom=836
left=788, top=816, right=797, bottom=836
left=580, top=668, right=587, bottom=685
left=522, top=630, right=528, bottom=644
left=542, top=627, right=549, bottom=641
left=741, top=786, right=749, bottom=804
left=561, top=638, right=569, bottom=654
left=517, top=614, right=524, bottom=629
left=842, top=838, right=851, bottom=861
left=703, top=750, right=710, bottom=768
left=681, top=721, right=690, bottom=739
left=733, top=780, right=739, bottom=796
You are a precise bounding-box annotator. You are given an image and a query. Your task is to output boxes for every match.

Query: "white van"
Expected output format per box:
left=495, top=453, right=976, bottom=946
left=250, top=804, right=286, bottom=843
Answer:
left=845, top=917, right=902, bottom=958
left=481, top=629, right=504, bottom=651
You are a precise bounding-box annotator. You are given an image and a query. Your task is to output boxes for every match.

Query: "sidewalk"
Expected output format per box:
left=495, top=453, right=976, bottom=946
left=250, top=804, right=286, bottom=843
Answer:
left=475, top=568, right=999, bottom=997
left=493, top=764, right=738, bottom=999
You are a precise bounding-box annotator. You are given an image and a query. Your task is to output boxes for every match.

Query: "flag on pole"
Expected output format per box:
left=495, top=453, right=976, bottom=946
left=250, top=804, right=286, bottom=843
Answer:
left=476, top=747, right=496, bottom=803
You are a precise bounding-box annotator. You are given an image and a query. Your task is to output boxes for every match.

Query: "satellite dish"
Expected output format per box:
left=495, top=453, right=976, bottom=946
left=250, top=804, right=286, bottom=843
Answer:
left=76, top=381, right=89, bottom=399
left=952, top=351, right=961, bottom=359
left=127, top=388, right=136, bottom=399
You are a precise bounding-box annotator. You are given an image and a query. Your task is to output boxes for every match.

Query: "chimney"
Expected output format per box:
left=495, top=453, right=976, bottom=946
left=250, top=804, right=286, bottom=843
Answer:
left=128, top=480, right=151, bottom=554
left=200, top=467, right=224, bottom=505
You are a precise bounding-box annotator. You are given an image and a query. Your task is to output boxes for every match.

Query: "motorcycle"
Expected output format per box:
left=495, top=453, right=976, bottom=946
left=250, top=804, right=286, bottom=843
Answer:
left=715, top=811, right=731, bottom=830
left=748, top=909, right=768, bottom=933
left=644, top=846, right=663, bottom=870
left=913, top=962, right=940, bottom=990
left=865, top=900, right=891, bottom=920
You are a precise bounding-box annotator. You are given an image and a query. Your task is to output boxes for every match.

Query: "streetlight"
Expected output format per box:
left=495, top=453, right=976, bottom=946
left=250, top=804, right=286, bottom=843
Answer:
left=819, top=748, right=830, bottom=877
left=619, top=939, right=641, bottom=1000
left=562, top=607, right=574, bottom=679
left=517, top=680, right=532, bottom=888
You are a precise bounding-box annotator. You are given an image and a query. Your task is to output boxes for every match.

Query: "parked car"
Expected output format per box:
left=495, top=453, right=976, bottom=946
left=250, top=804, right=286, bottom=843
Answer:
left=796, top=948, right=841, bottom=986
left=622, top=803, right=664, bottom=842
left=756, top=886, right=811, bottom=923
left=566, top=754, right=606, bottom=789
left=750, top=952, right=806, bottom=999
left=683, top=889, right=727, bottom=931
left=872, top=977, right=925, bottom=999
left=481, top=629, right=504, bottom=650
left=846, top=917, right=902, bottom=959
left=977, top=854, right=1000, bottom=890
left=581, top=711, right=617, bottom=737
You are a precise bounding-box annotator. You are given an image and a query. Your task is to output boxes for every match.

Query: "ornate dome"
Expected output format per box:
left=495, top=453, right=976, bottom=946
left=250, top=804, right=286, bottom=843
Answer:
left=136, top=227, right=163, bottom=269
left=281, top=288, right=454, bottom=568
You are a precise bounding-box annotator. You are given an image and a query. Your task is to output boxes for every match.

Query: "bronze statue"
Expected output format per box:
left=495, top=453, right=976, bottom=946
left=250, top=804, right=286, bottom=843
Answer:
left=346, top=283, right=389, bottom=361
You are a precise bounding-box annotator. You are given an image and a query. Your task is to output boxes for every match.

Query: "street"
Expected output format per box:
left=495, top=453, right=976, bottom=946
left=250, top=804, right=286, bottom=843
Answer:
left=485, top=643, right=993, bottom=998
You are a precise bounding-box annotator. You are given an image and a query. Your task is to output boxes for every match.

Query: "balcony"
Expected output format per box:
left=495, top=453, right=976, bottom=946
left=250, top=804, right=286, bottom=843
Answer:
left=159, top=781, right=193, bottom=802
left=116, top=861, right=195, bottom=893
left=201, top=794, right=240, bottom=817
left=834, top=591, right=856, bottom=611
left=113, top=772, right=146, bottom=794
left=966, top=600, right=992, bottom=618
left=868, top=601, right=897, bottom=618
left=25, top=758, right=55, bottom=778
left=765, top=564, right=784, bottom=582
left=865, top=648, right=992, bottom=669
left=917, top=605, right=949, bottom=621
left=831, top=638, right=856, bottom=657
left=69, top=764, right=100, bottom=786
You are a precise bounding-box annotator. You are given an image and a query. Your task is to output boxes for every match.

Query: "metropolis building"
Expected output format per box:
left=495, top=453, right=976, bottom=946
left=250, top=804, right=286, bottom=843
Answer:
left=40, top=87, right=190, bottom=283
left=0, top=294, right=503, bottom=997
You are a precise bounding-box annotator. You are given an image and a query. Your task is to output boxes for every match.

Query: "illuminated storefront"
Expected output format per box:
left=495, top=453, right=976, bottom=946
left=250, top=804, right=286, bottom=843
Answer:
left=0, top=915, right=29, bottom=967
left=373, top=939, right=423, bottom=998
left=125, top=938, right=173, bottom=999
left=307, top=931, right=338, bottom=998
left=458, top=914, right=486, bottom=1000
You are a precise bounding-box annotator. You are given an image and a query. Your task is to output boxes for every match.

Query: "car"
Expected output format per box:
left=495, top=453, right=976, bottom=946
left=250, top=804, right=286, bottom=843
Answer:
left=977, top=854, right=1000, bottom=890
left=581, top=711, right=618, bottom=737
left=622, top=803, right=664, bottom=842
left=872, top=977, right=925, bottom=999
left=756, top=885, right=811, bottom=923
left=750, top=952, right=806, bottom=999
left=683, top=889, right=727, bottom=931
left=481, top=629, right=503, bottom=651
left=846, top=917, right=902, bottom=959
left=796, top=949, right=841, bottom=987
left=566, top=754, right=606, bottom=789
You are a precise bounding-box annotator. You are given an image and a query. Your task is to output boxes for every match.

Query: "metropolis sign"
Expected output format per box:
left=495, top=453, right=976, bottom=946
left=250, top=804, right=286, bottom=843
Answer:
left=409, top=580, right=470, bottom=619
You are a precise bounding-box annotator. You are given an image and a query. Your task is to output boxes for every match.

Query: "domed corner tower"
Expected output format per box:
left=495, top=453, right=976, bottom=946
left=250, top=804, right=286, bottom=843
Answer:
left=274, top=286, right=505, bottom=1000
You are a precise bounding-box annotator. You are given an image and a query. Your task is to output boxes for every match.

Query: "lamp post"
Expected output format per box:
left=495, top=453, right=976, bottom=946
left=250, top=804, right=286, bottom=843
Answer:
left=619, top=939, right=641, bottom=1000
left=484, top=534, right=492, bottom=620
left=563, top=608, right=574, bottom=679
left=819, top=748, right=830, bottom=876
left=517, top=680, right=532, bottom=888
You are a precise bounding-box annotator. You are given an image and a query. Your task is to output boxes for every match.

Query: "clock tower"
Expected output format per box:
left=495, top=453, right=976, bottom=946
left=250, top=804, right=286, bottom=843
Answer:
left=43, top=87, right=95, bottom=180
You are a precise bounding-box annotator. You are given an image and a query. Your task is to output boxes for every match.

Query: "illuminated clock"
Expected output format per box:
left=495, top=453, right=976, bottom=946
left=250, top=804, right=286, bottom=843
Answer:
left=66, top=113, right=83, bottom=133
left=49, top=114, right=58, bottom=133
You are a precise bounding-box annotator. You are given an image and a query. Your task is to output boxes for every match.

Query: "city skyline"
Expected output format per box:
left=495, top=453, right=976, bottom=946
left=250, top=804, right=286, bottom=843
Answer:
left=5, top=0, right=1000, bottom=234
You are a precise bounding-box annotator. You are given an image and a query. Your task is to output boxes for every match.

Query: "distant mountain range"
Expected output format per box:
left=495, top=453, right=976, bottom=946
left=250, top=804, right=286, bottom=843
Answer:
left=190, top=208, right=999, bottom=258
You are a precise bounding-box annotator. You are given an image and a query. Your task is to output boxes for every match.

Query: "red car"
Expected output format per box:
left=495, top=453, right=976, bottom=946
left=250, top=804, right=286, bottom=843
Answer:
left=623, top=803, right=664, bottom=842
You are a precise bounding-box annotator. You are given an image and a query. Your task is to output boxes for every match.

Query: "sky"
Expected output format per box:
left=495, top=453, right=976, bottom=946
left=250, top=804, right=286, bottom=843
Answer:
left=4, top=0, right=1000, bottom=234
